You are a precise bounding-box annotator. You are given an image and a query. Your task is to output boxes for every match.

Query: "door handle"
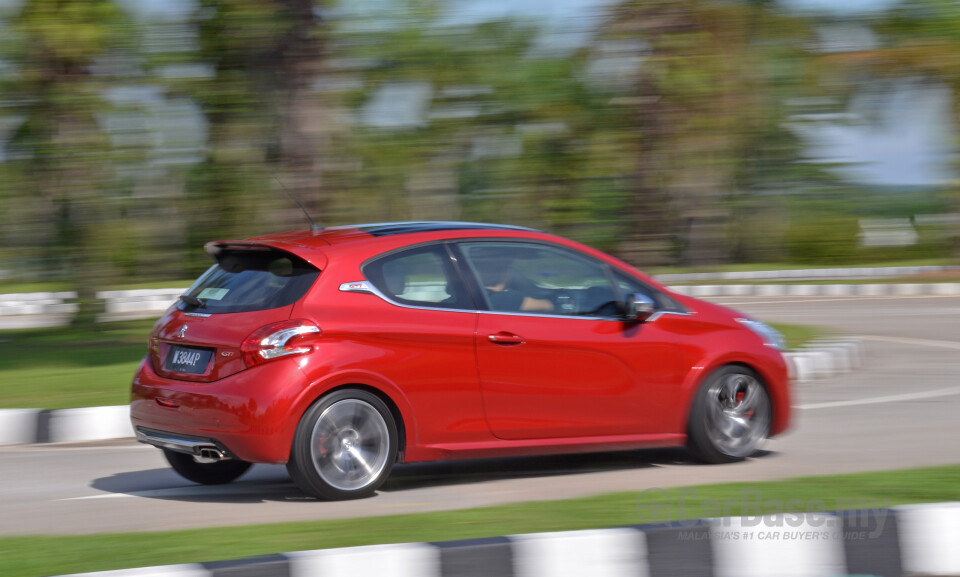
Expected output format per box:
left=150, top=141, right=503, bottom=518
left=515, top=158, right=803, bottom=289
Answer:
left=488, top=332, right=525, bottom=345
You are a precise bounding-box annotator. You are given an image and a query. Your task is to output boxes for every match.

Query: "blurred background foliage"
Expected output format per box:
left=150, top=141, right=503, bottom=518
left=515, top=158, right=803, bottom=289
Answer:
left=1, top=0, right=958, bottom=320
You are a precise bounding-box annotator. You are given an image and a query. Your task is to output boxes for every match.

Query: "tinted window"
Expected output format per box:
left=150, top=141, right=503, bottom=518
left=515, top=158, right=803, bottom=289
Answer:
left=363, top=244, right=472, bottom=310
left=179, top=249, right=320, bottom=314
left=459, top=241, right=621, bottom=317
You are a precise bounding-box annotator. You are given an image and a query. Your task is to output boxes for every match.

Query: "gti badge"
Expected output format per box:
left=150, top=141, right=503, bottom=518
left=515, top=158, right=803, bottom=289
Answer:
left=178, top=325, right=188, bottom=339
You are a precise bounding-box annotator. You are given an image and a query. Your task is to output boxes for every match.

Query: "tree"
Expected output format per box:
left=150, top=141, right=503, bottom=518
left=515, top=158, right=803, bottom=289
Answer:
left=598, top=0, right=814, bottom=265
left=0, top=0, right=135, bottom=325
left=322, top=13, right=637, bottom=251
left=166, top=0, right=330, bottom=275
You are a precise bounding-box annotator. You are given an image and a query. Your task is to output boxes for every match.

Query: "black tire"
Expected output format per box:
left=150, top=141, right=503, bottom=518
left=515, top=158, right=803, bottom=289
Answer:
left=287, top=389, right=398, bottom=500
left=163, top=449, right=252, bottom=485
left=687, top=365, right=772, bottom=464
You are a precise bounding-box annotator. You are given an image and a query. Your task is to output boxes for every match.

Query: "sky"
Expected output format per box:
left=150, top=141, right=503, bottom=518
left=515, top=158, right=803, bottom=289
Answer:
left=795, top=83, right=956, bottom=186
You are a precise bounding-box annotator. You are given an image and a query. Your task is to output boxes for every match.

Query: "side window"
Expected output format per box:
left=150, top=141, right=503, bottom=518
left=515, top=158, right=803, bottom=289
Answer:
left=363, top=244, right=472, bottom=310
left=459, top=241, right=620, bottom=317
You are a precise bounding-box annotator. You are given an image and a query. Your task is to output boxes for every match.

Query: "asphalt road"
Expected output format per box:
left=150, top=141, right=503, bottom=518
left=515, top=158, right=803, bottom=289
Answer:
left=2, top=294, right=959, bottom=536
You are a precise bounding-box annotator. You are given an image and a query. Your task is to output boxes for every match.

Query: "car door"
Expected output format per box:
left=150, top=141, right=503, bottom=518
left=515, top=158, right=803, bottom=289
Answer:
left=456, top=240, right=686, bottom=440
left=354, top=243, right=485, bottom=447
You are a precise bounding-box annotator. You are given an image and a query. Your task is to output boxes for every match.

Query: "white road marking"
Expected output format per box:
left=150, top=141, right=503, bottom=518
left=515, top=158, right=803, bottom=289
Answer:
left=795, top=334, right=960, bottom=410
left=59, top=492, right=129, bottom=501
left=797, top=385, right=960, bottom=410
left=857, top=335, right=960, bottom=350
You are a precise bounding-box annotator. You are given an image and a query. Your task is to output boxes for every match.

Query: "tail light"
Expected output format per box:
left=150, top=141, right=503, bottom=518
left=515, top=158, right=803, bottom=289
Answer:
left=241, top=320, right=321, bottom=368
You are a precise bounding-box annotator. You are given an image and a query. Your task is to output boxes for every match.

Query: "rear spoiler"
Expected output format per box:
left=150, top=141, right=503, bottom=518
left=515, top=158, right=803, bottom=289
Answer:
left=204, top=241, right=274, bottom=257
left=203, top=241, right=328, bottom=270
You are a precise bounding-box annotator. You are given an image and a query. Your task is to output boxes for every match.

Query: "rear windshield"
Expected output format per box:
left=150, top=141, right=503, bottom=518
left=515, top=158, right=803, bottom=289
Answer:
left=179, top=248, right=320, bottom=314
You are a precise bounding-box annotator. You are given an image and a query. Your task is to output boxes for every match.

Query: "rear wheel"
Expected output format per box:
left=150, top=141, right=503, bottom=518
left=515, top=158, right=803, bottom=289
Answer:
left=163, top=449, right=252, bottom=485
left=287, top=389, right=398, bottom=500
left=687, top=366, right=771, bottom=464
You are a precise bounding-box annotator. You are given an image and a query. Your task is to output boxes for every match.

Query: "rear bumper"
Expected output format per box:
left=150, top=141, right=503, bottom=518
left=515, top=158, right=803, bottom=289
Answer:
left=130, top=357, right=309, bottom=463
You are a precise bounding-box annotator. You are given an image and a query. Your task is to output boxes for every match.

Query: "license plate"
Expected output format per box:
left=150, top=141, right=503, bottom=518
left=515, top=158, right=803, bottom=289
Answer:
left=164, top=345, right=213, bottom=375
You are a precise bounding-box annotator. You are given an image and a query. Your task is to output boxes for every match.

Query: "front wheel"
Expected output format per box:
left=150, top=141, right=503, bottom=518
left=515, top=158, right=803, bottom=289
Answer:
left=687, top=366, right=772, bottom=464
left=286, top=389, right=398, bottom=500
left=163, top=449, right=252, bottom=485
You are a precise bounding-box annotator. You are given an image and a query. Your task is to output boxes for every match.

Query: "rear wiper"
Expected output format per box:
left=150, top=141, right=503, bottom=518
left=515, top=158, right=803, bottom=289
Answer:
left=179, top=294, right=207, bottom=308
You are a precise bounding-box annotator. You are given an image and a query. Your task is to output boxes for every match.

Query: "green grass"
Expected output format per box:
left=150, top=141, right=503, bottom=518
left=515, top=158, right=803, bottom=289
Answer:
left=769, top=322, right=830, bottom=349
left=0, top=320, right=154, bottom=409
left=0, top=279, right=192, bottom=295
left=0, top=281, right=72, bottom=295
left=110, top=280, right=193, bottom=291
left=1, top=464, right=958, bottom=577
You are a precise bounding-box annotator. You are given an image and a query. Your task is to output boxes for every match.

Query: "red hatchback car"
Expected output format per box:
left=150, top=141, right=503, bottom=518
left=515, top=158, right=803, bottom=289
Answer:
left=131, top=222, right=790, bottom=500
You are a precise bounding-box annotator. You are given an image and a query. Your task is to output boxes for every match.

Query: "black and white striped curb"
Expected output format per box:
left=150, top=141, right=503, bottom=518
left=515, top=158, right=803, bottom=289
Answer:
left=785, top=338, right=863, bottom=383
left=4, top=279, right=960, bottom=329
left=0, top=406, right=132, bottom=446
left=671, top=283, right=960, bottom=297
left=96, top=289, right=186, bottom=320
left=0, top=339, right=862, bottom=446
left=656, top=264, right=960, bottom=283
left=55, top=502, right=960, bottom=577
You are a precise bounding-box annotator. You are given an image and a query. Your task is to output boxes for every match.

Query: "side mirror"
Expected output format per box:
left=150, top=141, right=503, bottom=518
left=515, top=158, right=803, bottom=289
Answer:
left=624, top=292, right=656, bottom=322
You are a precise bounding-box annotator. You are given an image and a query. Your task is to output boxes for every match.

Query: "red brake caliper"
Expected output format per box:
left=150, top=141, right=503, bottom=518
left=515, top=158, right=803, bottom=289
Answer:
left=736, top=390, right=754, bottom=418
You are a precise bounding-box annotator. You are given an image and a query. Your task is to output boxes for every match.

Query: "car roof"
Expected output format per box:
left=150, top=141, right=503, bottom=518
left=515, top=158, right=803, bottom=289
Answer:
left=206, top=221, right=665, bottom=291
left=238, top=221, right=538, bottom=247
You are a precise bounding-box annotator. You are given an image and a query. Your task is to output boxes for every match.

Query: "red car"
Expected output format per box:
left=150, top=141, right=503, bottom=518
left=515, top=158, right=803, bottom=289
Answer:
left=131, top=222, right=790, bottom=500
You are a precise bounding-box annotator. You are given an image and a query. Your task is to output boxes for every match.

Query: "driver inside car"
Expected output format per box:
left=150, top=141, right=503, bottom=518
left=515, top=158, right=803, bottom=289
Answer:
left=475, top=258, right=554, bottom=313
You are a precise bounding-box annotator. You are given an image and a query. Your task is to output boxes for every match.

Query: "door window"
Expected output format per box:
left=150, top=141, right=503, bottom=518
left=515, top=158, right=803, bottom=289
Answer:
left=459, top=241, right=621, bottom=317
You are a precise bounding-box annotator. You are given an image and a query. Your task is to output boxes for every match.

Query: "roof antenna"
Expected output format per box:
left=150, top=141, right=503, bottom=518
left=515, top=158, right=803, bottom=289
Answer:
left=273, top=175, right=323, bottom=232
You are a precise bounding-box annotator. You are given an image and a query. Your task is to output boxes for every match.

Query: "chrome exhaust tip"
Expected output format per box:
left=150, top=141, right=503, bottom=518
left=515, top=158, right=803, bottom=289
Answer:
left=196, top=447, right=228, bottom=462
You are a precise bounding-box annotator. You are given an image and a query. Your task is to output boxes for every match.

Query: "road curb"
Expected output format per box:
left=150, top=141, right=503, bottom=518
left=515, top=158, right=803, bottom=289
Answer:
left=671, top=282, right=960, bottom=297
left=656, top=264, right=960, bottom=283
left=0, top=405, right=133, bottom=446
left=784, top=338, right=864, bottom=383
left=4, top=282, right=959, bottom=328
left=51, top=503, right=960, bottom=577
